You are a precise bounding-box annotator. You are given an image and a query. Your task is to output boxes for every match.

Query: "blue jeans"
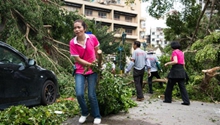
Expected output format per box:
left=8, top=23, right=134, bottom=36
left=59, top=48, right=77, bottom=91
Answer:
left=75, top=73, right=101, bottom=118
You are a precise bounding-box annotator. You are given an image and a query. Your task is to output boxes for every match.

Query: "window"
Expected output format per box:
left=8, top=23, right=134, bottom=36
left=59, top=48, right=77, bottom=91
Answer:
left=125, top=16, right=132, bottom=22
left=140, top=31, right=145, bottom=39
left=85, top=9, right=92, bottom=16
left=157, top=35, right=159, bottom=38
left=141, top=21, right=145, bottom=28
left=65, top=6, right=77, bottom=12
left=114, top=28, right=122, bottom=34
left=98, top=12, right=107, bottom=18
left=114, top=15, right=120, bottom=20
left=0, top=47, right=25, bottom=66
left=125, top=29, right=132, bottom=35
left=152, top=32, right=155, bottom=35
left=152, top=38, right=155, bottom=41
left=156, top=40, right=160, bottom=44
left=164, top=41, right=167, bottom=44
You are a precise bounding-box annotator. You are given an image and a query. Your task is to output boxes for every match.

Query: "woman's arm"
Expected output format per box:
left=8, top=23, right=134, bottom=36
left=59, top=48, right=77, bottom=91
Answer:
left=165, top=56, right=178, bottom=66
left=74, top=56, right=92, bottom=67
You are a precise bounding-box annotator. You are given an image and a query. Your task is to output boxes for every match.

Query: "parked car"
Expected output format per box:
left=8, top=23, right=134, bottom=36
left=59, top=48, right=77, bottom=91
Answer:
left=0, top=41, right=59, bottom=109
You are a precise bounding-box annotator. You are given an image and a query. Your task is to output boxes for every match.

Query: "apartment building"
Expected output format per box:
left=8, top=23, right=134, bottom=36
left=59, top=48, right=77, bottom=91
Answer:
left=149, top=27, right=168, bottom=48
left=62, top=0, right=146, bottom=43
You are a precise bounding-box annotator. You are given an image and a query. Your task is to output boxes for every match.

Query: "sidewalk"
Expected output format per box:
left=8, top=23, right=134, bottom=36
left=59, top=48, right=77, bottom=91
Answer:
left=63, top=94, right=220, bottom=125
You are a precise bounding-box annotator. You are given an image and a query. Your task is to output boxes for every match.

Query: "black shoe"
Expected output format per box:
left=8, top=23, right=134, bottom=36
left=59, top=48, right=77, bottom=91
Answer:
left=136, top=98, right=145, bottom=101
left=148, top=91, right=153, bottom=94
left=181, top=103, right=190, bottom=106
left=163, top=100, right=171, bottom=103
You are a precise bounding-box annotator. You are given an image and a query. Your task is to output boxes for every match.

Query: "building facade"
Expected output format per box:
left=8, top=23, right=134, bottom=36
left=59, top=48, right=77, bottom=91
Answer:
left=149, top=27, right=168, bottom=48
left=62, top=0, right=146, bottom=44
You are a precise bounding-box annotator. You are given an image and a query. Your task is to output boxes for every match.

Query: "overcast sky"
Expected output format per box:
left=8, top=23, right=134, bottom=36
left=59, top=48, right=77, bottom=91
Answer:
left=141, top=2, right=167, bottom=34
left=141, top=1, right=185, bottom=35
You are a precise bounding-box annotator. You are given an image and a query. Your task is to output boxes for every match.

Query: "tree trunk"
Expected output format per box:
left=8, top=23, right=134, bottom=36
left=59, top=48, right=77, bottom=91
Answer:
left=205, top=0, right=216, bottom=35
left=200, top=67, right=220, bottom=90
left=191, top=0, right=210, bottom=42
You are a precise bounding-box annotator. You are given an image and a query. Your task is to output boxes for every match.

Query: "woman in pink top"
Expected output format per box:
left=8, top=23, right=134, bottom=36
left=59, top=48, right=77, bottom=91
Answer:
left=163, top=41, right=190, bottom=106
left=69, top=20, right=101, bottom=124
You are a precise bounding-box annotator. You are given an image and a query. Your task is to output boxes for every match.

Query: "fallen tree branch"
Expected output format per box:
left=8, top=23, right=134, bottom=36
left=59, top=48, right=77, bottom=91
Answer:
left=24, top=24, right=37, bottom=56
left=24, top=24, right=60, bottom=73
left=97, top=49, right=103, bottom=86
left=14, top=9, right=37, bottom=33
left=51, top=45, right=73, bottom=66
left=200, top=66, right=220, bottom=91
left=191, top=0, right=210, bottom=42
left=152, top=78, right=168, bottom=83
left=183, top=50, right=197, bottom=53
left=45, top=36, right=69, bottom=48
left=39, top=51, right=60, bottom=73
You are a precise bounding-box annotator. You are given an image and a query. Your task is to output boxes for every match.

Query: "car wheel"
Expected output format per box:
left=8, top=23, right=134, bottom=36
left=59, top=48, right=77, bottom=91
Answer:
left=41, top=80, right=57, bottom=105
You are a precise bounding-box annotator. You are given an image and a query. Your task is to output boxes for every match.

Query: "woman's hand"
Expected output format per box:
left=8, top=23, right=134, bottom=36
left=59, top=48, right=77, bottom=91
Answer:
left=164, top=63, right=168, bottom=67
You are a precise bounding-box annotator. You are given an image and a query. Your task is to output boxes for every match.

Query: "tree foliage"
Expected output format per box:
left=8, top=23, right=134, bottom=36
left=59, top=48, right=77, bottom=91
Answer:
left=191, top=32, right=220, bottom=69
left=125, top=0, right=220, bottom=45
left=163, top=5, right=202, bottom=48
left=0, top=0, right=82, bottom=74
left=0, top=0, right=119, bottom=74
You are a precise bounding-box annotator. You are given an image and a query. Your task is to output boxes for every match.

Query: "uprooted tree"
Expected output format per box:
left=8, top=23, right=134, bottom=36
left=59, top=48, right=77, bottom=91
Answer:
left=0, top=0, right=82, bottom=74
left=0, top=0, right=117, bottom=75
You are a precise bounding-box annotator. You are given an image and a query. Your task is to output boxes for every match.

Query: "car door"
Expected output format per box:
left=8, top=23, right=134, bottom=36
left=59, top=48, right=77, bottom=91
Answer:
left=0, top=46, right=36, bottom=104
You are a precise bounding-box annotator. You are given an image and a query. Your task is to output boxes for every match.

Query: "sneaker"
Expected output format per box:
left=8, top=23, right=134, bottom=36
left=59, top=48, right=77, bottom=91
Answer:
left=78, top=114, right=89, bottom=123
left=93, top=118, right=101, bottom=124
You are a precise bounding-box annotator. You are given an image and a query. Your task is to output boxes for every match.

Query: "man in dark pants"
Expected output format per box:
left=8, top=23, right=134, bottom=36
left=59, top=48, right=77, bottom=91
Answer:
left=147, top=50, right=163, bottom=94
left=125, top=41, right=151, bottom=101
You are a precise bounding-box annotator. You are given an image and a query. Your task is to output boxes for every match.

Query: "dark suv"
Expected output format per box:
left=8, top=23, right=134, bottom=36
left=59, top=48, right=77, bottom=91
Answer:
left=0, top=41, right=59, bottom=109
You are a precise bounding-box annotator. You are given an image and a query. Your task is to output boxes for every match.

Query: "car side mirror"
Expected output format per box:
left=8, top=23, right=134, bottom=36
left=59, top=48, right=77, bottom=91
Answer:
left=28, top=59, right=36, bottom=66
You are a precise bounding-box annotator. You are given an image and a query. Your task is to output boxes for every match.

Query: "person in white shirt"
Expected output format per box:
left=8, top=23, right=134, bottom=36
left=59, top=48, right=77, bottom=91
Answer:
left=125, top=41, right=151, bottom=101
left=146, top=50, right=163, bottom=94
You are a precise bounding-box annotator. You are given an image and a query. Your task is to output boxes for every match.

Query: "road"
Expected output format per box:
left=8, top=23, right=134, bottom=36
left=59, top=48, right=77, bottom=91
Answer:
left=63, top=94, right=220, bottom=125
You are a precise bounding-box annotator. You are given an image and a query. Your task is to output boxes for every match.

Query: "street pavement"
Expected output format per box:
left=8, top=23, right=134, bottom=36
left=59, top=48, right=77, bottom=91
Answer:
left=62, top=94, right=220, bottom=125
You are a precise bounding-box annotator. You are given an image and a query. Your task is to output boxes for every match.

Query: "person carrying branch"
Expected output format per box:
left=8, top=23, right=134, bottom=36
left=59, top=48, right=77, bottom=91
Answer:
left=69, top=20, right=101, bottom=124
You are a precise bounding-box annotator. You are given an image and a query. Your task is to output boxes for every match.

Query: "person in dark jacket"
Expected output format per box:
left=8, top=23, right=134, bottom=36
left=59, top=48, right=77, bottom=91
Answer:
left=163, top=41, right=190, bottom=106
